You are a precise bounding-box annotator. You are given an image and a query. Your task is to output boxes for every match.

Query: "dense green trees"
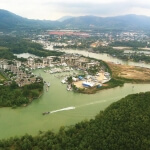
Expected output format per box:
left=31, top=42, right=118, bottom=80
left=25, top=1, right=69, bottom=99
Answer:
left=0, top=36, right=64, bottom=60
left=0, top=49, right=17, bottom=60
left=94, top=46, right=150, bottom=63
left=0, top=81, right=43, bottom=107
left=94, top=46, right=123, bottom=56
left=0, top=85, right=28, bottom=107
left=1, top=92, right=150, bottom=149
left=110, top=41, right=148, bottom=48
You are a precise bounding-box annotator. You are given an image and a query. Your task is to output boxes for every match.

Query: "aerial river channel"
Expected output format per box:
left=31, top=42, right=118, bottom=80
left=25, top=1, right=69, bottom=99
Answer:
left=0, top=51, right=150, bottom=140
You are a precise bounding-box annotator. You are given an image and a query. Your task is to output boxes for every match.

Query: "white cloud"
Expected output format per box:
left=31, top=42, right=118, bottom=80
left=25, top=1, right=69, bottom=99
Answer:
left=129, top=7, right=150, bottom=16
left=1, top=0, right=150, bottom=20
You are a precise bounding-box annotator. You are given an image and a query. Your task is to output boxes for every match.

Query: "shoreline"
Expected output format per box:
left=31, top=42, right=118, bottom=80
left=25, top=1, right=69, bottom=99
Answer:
left=61, top=48, right=150, bottom=65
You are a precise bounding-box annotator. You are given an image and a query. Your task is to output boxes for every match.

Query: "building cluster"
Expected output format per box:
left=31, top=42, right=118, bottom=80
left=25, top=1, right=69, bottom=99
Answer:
left=116, top=32, right=149, bottom=42
left=90, top=41, right=108, bottom=48
left=27, top=54, right=100, bottom=70
left=32, top=29, right=150, bottom=53
left=48, top=30, right=90, bottom=37
left=27, top=56, right=53, bottom=69
left=0, top=59, right=40, bottom=87
left=0, top=54, right=101, bottom=87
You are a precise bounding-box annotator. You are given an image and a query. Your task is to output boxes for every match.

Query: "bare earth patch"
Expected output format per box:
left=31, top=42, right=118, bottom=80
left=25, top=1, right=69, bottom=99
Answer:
left=141, top=48, right=150, bottom=51
left=113, top=47, right=132, bottom=50
left=73, top=80, right=83, bottom=88
left=107, top=62, right=150, bottom=82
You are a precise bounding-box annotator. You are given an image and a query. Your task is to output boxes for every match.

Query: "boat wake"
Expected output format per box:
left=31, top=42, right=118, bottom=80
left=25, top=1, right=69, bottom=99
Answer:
left=43, top=96, right=122, bottom=115
left=77, top=96, right=122, bottom=108
left=50, top=107, right=75, bottom=114
left=77, top=100, right=106, bottom=108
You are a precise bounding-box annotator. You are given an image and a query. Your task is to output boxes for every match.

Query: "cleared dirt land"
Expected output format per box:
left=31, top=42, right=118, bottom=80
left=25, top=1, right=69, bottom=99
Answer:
left=107, top=62, right=150, bottom=82
left=141, top=48, right=150, bottom=51
left=113, top=47, right=132, bottom=50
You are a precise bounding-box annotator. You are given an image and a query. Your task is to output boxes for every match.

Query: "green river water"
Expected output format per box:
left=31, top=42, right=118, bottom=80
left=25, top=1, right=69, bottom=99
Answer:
left=1, top=51, right=150, bottom=140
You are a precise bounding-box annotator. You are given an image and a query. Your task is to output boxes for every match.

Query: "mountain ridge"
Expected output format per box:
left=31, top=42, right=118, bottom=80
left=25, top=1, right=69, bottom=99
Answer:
left=0, top=9, right=60, bottom=31
left=62, top=14, right=150, bottom=30
left=57, top=16, right=73, bottom=22
left=1, top=9, right=150, bottom=31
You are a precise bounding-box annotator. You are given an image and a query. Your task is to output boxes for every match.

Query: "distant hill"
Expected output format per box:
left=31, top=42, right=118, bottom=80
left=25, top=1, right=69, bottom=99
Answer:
left=62, top=14, right=150, bottom=30
left=57, top=16, right=73, bottom=22
left=1, top=9, right=150, bottom=31
left=0, top=9, right=60, bottom=31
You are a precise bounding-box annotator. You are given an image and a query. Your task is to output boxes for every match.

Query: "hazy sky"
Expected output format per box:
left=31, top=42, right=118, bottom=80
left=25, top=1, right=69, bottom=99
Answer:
left=1, top=0, right=150, bottom=20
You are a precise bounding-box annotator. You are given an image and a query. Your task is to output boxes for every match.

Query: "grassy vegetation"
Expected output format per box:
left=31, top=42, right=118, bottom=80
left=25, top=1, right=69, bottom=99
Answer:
left=113, top=76, right=150, bottom=83
left=0, top=72, right=7, bottom=82
left=0, top=74, right=5, bottom=81
left=92, top=45, right=150, bottom=63
left=1, top=92, right=150, bottom=149
left=110, top=40, right=148, bottom=48
left=107, top=62, right=150, bottom=83
left=101, top=78, right=124, bottom=88
left=0, top=46, right=8, bottom=50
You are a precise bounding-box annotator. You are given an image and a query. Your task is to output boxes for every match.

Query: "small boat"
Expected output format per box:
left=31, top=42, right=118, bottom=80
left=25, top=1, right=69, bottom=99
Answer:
left=46, top=87, right=48, bottom=92
left=61, top=80, right=67, bottom=84
left=67, top=84, right=72, bottom=91
left=42, top=112, right=50, bottom=115
left=67, top=87, right=72, bottom=91
left=47, top=82, right=50, bottom=87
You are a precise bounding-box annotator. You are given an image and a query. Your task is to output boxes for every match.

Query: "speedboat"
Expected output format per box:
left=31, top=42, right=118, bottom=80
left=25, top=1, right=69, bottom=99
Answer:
left=42, top=112, right=50, bottom=115
left=47, top=82, right=50, bottom=87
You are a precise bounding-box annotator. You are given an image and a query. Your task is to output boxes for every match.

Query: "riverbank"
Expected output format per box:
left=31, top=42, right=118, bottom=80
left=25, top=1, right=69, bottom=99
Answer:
left=61, top=46, right=150, bottom=64
left=1, top=68, right=150, bottom=140
left=22, top=90, right=44, bottom=108
left=73, top=78, right=124, bottom=94
left=1, top=50, right=150, bottom=139
left=71, top=60, right=150, bottom=94
left=1, top=91, right=150, bottom=149
left=61, top=49, right=150, bottom=69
